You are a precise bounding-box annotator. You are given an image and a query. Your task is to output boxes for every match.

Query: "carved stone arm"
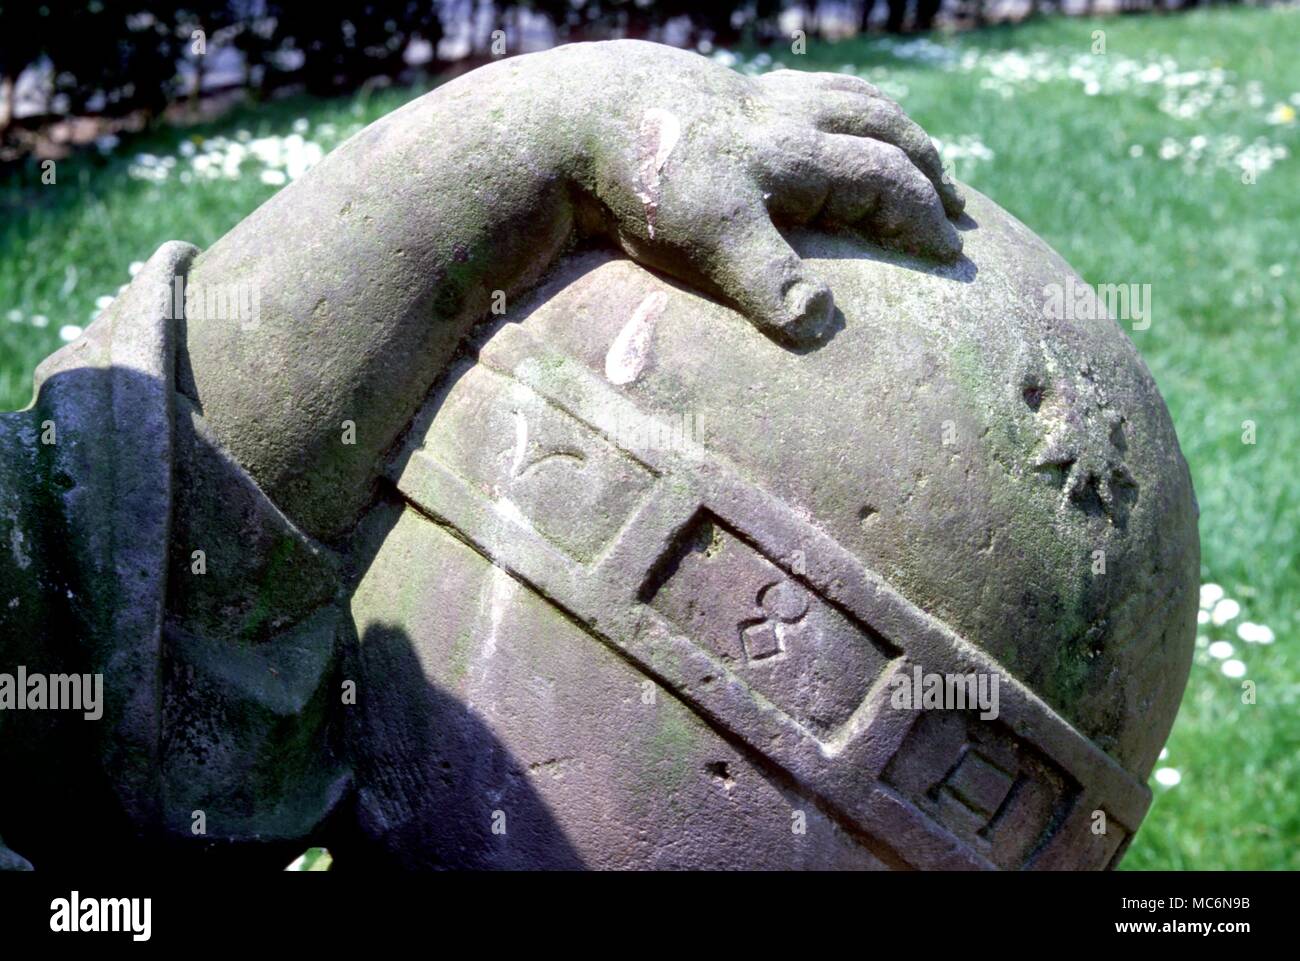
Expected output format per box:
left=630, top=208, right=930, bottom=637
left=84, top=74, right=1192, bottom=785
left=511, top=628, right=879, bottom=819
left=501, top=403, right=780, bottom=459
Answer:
left=180, top=40, right=964, bottom=542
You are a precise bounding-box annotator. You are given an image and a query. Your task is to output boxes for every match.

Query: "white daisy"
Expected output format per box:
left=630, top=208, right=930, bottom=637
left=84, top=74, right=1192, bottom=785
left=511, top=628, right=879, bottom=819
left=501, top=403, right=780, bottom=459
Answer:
left=1237, top=622, right=1275, bottom=645
left=1211, top=598, right=1241, bottom=625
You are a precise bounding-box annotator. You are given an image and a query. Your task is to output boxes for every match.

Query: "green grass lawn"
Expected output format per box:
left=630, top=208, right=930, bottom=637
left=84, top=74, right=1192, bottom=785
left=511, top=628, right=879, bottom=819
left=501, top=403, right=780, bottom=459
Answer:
left=2, top=7, right=1296, bottom=869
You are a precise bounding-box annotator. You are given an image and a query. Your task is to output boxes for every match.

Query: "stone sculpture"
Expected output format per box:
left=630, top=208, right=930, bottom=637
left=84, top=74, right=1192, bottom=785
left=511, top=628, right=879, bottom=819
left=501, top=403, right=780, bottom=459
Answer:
left=0, top=40, right=1197, bottom=870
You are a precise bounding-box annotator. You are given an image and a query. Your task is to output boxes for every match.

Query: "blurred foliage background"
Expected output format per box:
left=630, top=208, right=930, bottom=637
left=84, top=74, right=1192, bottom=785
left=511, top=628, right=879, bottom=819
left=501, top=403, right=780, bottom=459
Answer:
left=0, top=2, right=1296, bottom=871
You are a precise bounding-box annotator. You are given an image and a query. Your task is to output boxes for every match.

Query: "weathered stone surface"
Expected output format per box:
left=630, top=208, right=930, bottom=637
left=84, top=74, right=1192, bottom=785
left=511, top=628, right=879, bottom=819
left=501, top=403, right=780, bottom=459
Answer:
left=0, top=40, right=1196, bottom=870
left=179, top=41, right=964, bottom=545
left=3, top=40, right=970, bottom=869
left=348, top=187, right=1198, bottom=869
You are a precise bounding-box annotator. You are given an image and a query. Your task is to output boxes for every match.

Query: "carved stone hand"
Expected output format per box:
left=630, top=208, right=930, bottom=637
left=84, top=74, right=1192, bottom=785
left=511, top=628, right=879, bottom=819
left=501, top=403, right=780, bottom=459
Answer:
left=181, top=40, right=963, bottom=542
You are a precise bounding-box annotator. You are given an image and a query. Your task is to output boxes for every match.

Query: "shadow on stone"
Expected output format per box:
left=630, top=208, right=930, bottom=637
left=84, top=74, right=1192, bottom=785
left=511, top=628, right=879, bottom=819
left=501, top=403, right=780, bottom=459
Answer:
left=0, top=362, right=582, bottom=870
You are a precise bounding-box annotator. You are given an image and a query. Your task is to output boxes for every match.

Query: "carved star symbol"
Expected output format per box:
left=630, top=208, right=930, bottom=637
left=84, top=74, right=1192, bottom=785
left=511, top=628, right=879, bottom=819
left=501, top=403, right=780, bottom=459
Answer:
left=1030, top=366, right=1137, bottom=522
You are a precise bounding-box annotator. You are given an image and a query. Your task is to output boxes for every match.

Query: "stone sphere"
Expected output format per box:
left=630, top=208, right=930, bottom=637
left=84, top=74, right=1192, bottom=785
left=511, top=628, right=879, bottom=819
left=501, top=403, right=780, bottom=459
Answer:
left=348, top=188, right=1199, bottom=869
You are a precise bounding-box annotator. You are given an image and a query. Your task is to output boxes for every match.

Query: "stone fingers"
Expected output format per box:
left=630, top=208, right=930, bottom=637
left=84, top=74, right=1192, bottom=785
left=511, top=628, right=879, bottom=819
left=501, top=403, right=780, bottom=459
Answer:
left=824, top=132, right=961, bottom=260
left=701, top=203, right=837, bottom=346
left=757, top=129, right=961, bottom=261
left=758, top=69, right=965, bottom=218
left=762, top=68, right=883, bottom=100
